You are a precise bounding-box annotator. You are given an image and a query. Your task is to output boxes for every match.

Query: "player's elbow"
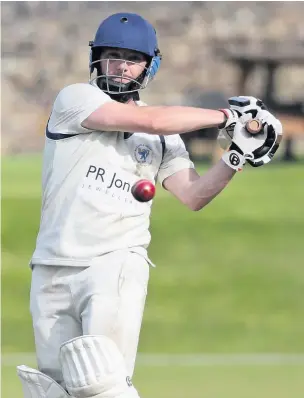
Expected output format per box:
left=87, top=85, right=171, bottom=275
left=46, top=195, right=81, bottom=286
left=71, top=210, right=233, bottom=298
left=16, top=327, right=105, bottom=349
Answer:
left=190, top=204, right=203, bottom=212
left=188, top=201, right=205, bottom=211
left=183, top=197, right=204, bottom=211
left=186, top=196, right=211, bottom=211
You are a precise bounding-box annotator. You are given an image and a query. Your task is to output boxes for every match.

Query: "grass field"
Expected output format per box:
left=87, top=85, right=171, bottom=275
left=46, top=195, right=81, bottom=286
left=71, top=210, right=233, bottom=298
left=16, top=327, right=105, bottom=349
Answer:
left=2, top=155, right=304, bottom=397
left=2, top=359, right=304, bottom=398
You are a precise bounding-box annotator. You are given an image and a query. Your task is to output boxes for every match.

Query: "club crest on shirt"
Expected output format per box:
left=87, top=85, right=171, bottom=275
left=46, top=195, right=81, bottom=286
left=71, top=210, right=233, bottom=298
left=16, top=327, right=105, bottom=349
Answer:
left=134, top=144, right=153, bottom=165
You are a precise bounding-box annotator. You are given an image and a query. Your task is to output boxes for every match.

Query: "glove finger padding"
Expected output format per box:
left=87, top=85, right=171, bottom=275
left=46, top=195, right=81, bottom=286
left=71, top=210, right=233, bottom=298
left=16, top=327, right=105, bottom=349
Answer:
left=228, top=96, right=268, bottom=118
left=247, top=110, right=283, bottom=167
left=218, top=97, right=267, bottom=147
left=230, top=117, right=268, bottom=159
left=220, top=100, right=283, bottom=171
left=247, top=124, right=282, bottom=167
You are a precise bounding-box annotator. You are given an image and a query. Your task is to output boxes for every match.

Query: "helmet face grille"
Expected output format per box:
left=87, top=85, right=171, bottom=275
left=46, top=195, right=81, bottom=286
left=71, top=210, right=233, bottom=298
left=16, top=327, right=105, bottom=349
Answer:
left=89, top=57, right=159, bottom=94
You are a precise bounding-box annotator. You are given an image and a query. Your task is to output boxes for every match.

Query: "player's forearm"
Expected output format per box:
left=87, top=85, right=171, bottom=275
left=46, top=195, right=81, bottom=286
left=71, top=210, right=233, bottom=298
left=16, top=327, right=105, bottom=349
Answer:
left=148, top=106, right=226, bottom=135
left=188, top=160, right=236, bottom=211
left=83, top=102, right=226, bottom=135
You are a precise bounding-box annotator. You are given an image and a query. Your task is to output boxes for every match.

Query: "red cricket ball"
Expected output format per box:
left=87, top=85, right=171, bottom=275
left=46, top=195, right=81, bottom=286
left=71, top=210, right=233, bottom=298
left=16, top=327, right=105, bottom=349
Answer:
left=131, top=179, right=156, bottom=202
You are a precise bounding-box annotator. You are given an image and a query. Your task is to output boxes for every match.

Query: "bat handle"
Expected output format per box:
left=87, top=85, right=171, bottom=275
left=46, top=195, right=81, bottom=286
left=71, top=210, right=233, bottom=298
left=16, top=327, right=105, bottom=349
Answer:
left=245, top=119, right=263, bottom=134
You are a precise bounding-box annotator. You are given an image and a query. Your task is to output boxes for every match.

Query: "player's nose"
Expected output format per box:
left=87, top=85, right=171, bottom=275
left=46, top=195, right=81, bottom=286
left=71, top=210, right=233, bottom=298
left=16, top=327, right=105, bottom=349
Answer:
left=116, top=60, right=130, bottom=73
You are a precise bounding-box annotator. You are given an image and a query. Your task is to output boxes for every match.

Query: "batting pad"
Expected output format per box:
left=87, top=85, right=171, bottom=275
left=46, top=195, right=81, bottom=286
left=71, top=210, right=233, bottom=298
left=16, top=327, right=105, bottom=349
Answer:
left=59, top=335, right=140, bottom=398
left=16, top=365, right=69, bottom=398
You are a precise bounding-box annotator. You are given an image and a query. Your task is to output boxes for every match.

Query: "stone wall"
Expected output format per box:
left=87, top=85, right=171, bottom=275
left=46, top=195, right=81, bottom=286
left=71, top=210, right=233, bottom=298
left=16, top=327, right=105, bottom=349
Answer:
left=2, top=1, right=303, bottom=154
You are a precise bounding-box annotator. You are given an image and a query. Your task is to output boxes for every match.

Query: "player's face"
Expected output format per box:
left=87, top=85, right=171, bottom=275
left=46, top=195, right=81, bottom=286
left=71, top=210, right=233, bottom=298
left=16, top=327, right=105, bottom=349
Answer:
left=100, top=48, right=148, bottom=84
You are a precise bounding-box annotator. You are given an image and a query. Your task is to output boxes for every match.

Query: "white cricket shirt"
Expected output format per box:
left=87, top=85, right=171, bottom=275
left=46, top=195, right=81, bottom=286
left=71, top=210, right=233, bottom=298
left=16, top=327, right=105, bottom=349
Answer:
left=30, top=83, right=194, bottom=267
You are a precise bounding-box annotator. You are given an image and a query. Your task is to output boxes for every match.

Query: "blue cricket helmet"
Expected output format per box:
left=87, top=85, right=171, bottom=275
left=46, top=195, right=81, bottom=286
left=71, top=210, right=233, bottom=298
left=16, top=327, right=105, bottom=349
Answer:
left=93, top=12, right=159, bottom=58
left=89, top=13, right=162, bottom=96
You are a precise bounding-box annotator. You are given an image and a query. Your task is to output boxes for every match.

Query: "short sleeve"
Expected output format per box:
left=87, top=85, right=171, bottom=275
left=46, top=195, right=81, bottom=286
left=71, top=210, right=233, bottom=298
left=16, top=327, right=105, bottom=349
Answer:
left=156, top=134, right=195, bottom=186
left=48, top=83, right=113, bottom=135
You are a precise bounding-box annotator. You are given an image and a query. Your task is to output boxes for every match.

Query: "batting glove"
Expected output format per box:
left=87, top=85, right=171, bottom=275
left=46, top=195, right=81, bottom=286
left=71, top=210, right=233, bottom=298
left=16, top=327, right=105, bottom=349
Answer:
left=217, top=96, right=268, bottom=150
left=222, top=110, right=283, bottom=170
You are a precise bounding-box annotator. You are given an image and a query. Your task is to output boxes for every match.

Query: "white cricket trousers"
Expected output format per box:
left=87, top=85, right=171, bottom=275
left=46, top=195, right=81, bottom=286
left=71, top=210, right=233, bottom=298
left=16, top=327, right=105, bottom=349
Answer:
left=30, top=250, right=150, bottom=387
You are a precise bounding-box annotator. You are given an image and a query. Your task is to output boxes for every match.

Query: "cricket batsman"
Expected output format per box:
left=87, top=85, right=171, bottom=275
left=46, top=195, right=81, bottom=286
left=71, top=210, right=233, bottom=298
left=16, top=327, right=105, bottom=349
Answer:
left=17, top=12, right=283, bottom=398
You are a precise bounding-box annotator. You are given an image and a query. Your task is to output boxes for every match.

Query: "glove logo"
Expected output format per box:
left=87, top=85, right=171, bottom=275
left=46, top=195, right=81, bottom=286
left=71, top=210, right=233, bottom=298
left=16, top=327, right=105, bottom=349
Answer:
left=229, top=153, right=240, bottom=166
